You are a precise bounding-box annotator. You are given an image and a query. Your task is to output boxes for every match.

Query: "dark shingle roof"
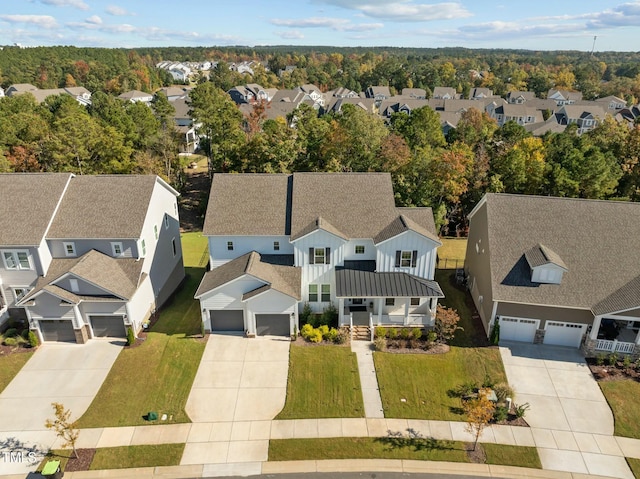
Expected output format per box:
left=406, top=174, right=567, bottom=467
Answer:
left=481, top=194, right=640, bottom=314
left=336, top=269, right=444, bottom=298
left=0, top=173, right=73, bottom=246
left=374, top=211, right=441, bottom=245
left=203, top=174, right=292, bottom=236
left=195, top=251, right=300, bottom=300
left=47, top=175, right=160, bottom=239
left=20, top=249, right=143, bottom=302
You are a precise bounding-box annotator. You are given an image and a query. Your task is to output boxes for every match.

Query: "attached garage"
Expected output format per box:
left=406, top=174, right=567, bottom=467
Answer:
left=40, top=320, right=76, bottom=342
left=255, top=314, right=290, bottom=336
left=543, top=321, right=586, bottom=348
left=90, top=315, right=126, bottom=338
left=499, top=316, right=539, bottom=343
left=210, top=309, right=244, bottom=332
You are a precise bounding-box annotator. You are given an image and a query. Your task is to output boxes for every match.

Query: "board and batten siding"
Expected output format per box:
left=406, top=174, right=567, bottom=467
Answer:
left=209, top=235, right=293, bottom=268
left=375, top=231, right=438, bottom=279
left=293, top=230, right=346, bottom=312
left=199, top=277, right=265, bottom=310
left=343, top=239, right=376, bottom=261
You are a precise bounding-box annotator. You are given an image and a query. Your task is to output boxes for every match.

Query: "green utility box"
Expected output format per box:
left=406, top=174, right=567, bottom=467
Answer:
left=41, top=459, right=63, bottom=479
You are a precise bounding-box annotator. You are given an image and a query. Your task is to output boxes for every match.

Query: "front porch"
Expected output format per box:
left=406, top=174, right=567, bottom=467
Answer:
left=588, top=316, right=640, bottom=355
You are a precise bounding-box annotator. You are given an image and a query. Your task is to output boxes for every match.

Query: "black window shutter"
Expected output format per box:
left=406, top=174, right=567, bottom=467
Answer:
left=309, top=247, right=314, bottom=265
left=395, top=250, right=401, bottom=267
left=411, top=250, right=418, bottom=267
left=325, top=247, right=331, bottom=264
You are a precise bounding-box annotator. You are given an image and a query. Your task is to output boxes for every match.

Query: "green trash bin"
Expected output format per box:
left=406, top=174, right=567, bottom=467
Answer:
left=41, top=459, right=63, bottom=479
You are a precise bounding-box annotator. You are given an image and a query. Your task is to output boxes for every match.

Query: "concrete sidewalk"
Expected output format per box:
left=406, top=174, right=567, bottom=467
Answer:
left=351, top=340, right=384, bottom=418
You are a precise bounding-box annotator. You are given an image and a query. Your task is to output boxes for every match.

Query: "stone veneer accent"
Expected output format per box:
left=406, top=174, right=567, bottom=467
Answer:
left=74, top=324, right=89, bottom=344
left=533, top=329, right=545, bottom=344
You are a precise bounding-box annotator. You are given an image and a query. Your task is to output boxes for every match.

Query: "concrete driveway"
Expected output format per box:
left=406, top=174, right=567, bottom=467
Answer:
left=500, top=341, right=613, bottom=435
left=0, top=340, right=122, bottom=475
left=186, top=334, right=290, bottom=423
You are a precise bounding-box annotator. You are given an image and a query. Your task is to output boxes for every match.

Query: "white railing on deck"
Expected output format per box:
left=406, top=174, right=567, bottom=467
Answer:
left=369, top=313, right=374, bottom=341
left=595, top=339, right=636, bottom=354
left=349, top=312, right=353, bottom=342
left=380, top=314, right=430, bottom=326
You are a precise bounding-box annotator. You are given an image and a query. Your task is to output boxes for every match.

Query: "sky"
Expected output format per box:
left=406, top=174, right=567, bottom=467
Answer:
left=1, top=0, right=640, bottom=51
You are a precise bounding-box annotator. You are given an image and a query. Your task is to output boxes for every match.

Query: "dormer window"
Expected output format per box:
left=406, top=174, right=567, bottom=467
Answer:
left=524, top=244, right=568, bottom=285
left=63, top=242, right=76, bottom=257
left=111, top=242, right=123, bottom=257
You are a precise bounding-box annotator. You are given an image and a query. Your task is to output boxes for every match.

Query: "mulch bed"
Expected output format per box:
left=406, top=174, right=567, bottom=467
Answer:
left=586, top=359, right=640, bottom=382
left=383, top=340, right=450, bottom=355
left=63, top=448, right=95, bottom=472
left=0, top=344, right=34, bottom=356
left=465, top=442, right=487, bottom=463
left=495, top=415, right=529, bottom=427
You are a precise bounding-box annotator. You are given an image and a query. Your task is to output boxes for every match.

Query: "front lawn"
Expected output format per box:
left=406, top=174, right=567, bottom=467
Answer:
left=276, top=345, right=364, bottom=419
left=599, top=379, right=640, bottom=439
left=269, top=437, right=540, bottom=468
left=0, top=350, right=33, bottom=393
left=627, top=458, right=640, bottom=478
left=90, top=444, right=184, bottom=470
left=374, top=347, right=507, bottom=420
left=77, top=267, right=206, bottom=428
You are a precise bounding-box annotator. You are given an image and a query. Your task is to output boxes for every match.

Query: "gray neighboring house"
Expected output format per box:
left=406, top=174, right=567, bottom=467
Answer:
left=465, top=193, right=640, bottom=354
left=0, top=174, right=184, bottom=343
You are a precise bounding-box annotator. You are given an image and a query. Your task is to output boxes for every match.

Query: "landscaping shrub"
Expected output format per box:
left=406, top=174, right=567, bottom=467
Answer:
left=373, top=336, right=387, bottom=352
left=596, top=353, right=606, bottom=366
left=411, top=328, right=422, bottom=340
left=21, top=329, right=29, bottom=339
left=489, top=322, right=500, bottom=346
left=514, top=402, right=530, bottom=418
left=453, top=381, right=477, bottom=398
left=28, top=330, right=39, bottom=348
left=493, top=382, right=514, bottom=402
left=308, top=328, right=323, bottom=343
left=608, top=352, right=619, bottom=366
left=301, top=323, right=314, bottom=339
left=4, top=328, right=18, bottom=338
left=321, top=303, right=338, bottom=327
left=318, top=324, right=330, bottom=338
left=3, top=337, right=17, bottom=346
left=126, top=327, right=135, bottom=346
left=482, top=375, right=496, bottom=389
left=334, top=329, right=348, bottom=344
left=493, top=406, right=509, bottom=422
left=623, top=355, right=632, bottom=368
left=426, top=330, right=437, bottom=343
left=300, top=303, right=313, bottom=325
left=400, top=328, right=410, bottom=340
left=325, top=327, right=339, bottom=342
left=387, top=327, right=398, bottom=339
left=374, top=326, right=386, bottom=339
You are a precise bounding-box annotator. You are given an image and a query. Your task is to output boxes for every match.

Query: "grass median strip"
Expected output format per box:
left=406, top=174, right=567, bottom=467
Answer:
left=89, top=444, right=184, bottom=470
left=0, top=350, right=33, bottom=393
left=269, top=437, right=540, bottom=468
left=374, top=347, right=507, bottom=420
left=627, top=458, right=640, bottom=478
left=276, top=345, right=364, bottom=419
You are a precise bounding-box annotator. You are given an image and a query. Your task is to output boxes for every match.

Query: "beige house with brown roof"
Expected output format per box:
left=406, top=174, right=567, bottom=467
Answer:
left=0, top=174, right=184, bottom=343
left=465, top=193, right=640, bottom=354
left=196, top=173, right=443, bottom=337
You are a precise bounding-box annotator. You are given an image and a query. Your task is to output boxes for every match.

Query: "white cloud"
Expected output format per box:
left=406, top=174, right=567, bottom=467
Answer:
left=40, top=0, right=89, bottom=10
left=85, top=15, right=103, bottom=25
left=270, top=16, right=382, bottom=32
left=0, top=15, right=58, bottom=29
left=105, top=5, right=133, bottom=16
left=312, top=0, right=472, bottom=22
left=277, top=30, right=305, bottom=39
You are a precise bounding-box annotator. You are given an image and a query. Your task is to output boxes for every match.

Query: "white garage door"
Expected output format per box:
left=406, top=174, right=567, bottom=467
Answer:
left=543, top=321, right=586, bottom=348
left=499, top=316, right=539, bottom=343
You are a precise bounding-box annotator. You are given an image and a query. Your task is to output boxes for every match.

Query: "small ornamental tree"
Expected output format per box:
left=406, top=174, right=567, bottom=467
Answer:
left=434, top=304, right=463, bottom=344
left=463, top=387, right=496, bottom=451
left=45, top=402, right=80, bottom=458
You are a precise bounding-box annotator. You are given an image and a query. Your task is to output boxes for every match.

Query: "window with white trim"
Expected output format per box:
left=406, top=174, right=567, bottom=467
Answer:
left=12, top=287, right=30, bottom=301
left=410, top=298, right=420, bottom=306
left=352, top=298, right=363, bottom=305
left=69, top=278, right=79, bottom=293
left=63, top=242, right=76, bottom=257
left=321, top=284, right=331, bottom=302
left=2, top=250, right=32, bottom=270
left=400, top=251, right=412, bottom=267
left=154, top=224, right=159, bottom=240
left=355, top=245, right=365, bottom=254
left=227, top=241, right=234, bottom=251
left=385, top=298, right=395, bottom=306
left=309, top=284, right=318, bottom=302
left=111, top=242, right=123, bottom=256
left=274, top=241, right=280, bottom=251
left=314, top=248, right=325, bottom=264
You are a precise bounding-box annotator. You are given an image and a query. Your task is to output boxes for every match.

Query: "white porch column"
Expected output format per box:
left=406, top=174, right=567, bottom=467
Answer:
left=590, top=316, right=603, bottom=340
left=404, top=300, right=410, bottom=326
left=294, top=306, right=299, bottom=336
left=201, top=308, right=210, bottom=333
left=72, top=304, right=83, bottom=329
left=338, top=297, right=345, bottom=326
left=377, top=298, right=383, bottom=325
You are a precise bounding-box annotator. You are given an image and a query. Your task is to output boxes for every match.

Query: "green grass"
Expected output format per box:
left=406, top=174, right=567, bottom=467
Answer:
left=628, top=457, right=640, bottom=478
left=374, top=347, right=507, bottom=420
left=599, top=380, right=640, bottom=439
left=0, top=350, right=33, bottom=393
left=269, top=437, right=540, bottom=469
left=276, top=345, right=364, bottom=419
left=436, top=270, right=488, bottom=347
left=89, top=444, right=184, bottom=470
left=77, top=267, right=206, bottom=428
left=483, top=443, right=541, bottom=469
left=437, top=238, right=467, bottom=269
left=180, top=231, right=208, bottom=268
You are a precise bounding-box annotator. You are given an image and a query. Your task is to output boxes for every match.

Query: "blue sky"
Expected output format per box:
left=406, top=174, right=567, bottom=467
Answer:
left=1, top=0, right=639, bottom=51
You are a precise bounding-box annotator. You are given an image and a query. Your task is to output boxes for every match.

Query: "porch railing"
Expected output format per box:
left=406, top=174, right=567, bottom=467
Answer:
left=349, top=312, right=353, bottom=342
left=379, top=314, right=431, bottom=326
left=595, top=339, right=636, bottom=354
left=369, top=314, right=374, bottom=341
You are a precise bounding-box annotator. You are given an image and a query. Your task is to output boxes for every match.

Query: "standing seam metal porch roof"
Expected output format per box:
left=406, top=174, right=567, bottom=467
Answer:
left=336, top=269, right=444, bottom=298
